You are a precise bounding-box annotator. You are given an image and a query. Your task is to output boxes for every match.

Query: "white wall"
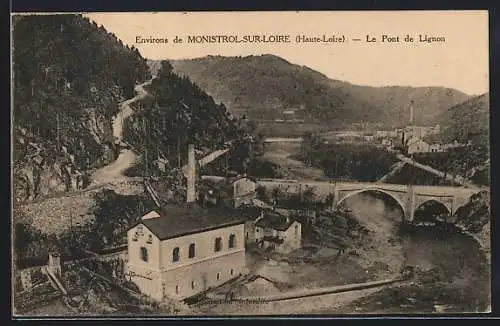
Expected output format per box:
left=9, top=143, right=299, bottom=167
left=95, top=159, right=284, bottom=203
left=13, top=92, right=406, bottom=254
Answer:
left=127, top=221, right=247, bottom=301
left=159, top=223, right=245, bottom=271
left=127, top=224, right=161, bottom=271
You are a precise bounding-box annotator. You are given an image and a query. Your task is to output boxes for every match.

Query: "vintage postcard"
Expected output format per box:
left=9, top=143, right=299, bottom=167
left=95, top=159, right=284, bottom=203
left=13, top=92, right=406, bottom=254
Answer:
left=11, top=11, right=490, bottom=317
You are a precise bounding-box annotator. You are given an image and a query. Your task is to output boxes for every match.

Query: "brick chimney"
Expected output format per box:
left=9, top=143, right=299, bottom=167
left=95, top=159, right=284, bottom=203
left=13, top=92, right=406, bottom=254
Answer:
left=186, top=144, right=196, bottom=203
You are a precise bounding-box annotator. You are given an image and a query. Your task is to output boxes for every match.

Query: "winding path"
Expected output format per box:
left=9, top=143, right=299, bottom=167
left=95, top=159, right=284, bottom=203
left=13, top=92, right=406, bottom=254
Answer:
left=90, top=79, right=154, bottom=186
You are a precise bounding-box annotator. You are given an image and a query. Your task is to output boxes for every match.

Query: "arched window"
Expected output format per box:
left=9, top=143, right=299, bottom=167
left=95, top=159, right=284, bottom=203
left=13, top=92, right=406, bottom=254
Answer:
left=214, top=237, right=222, bottom=252
left=216, top=272, right=220, bottom=280
left=191, top=281, right=195, bottom=289
left=228, top=234, right=236, bottom=248
left=147, top=234, right=153, bottom=244
left=175, top=285, right=179, bottom=294
left=140, top=247, right=148, bottom=262
left=230, top=269, right=234, bottom=276
left=188, top=243, right=195, bottom=258
left=172, top=247, right=180, bottom=262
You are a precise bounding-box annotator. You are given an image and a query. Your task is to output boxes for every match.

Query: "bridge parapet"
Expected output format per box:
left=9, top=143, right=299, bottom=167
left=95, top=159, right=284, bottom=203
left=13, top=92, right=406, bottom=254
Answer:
left=254, top=178, right=482, bottom=223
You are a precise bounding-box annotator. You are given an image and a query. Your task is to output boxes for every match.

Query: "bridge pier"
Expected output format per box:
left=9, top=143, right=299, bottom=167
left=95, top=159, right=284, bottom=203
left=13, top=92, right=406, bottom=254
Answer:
left=405, top=184, right=415, bottom=223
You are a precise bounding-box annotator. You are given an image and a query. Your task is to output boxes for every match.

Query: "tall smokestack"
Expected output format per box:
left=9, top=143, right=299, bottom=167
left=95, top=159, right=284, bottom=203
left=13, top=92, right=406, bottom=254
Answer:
left=409, top=101, right=414, bottom=125
left=186, top=144, right=196, bottom=203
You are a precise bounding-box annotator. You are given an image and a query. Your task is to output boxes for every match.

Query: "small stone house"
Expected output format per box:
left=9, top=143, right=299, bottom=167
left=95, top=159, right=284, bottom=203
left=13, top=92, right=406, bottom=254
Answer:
left=253, top=209, right=302, bottom=255
left=199, top=175, right=257, bottom=208
left=406, top=136, right=431, bottom=154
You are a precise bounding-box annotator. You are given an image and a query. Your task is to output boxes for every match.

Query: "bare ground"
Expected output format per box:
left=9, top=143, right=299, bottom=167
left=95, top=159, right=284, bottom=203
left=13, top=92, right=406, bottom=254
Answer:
left=262, top=142, right=327, bottom=180
left=14, top=178, right=143, bottom=235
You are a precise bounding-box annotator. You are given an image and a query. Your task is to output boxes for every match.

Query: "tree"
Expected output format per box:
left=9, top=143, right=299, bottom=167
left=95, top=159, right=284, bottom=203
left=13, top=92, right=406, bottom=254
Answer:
left=271, top=187, right=285, bottom=207
left=256, top=185, right=268, bottom=201
left=324, top=193, right=335, bottom=209
left=301, top=131, right=322, bottom=167
left=302, top=187, right=316, bottom=209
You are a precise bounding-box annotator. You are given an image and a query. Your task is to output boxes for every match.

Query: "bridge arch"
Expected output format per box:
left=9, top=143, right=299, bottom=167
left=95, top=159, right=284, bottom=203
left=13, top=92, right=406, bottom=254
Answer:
left=335, top=188, right=407, bottom=219
left=412, top=199, right=451, bottom=223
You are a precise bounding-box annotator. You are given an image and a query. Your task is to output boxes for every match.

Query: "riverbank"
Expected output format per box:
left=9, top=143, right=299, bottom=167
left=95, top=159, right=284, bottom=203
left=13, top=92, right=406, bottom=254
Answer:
left=340, top=222, right=491, bottom=313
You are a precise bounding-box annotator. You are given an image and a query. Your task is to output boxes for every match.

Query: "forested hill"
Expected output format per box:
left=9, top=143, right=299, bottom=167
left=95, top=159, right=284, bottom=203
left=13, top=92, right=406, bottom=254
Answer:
left=12, top=14, right=151, bottom=201
left=440, top=93, right=489, bottom=148
left=151, top=55, right=470, bottom=127
left=123, top=60, right=249, bottom=170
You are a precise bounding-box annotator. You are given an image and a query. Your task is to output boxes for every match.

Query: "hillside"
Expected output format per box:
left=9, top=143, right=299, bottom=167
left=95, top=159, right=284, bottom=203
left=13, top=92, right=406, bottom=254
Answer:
left=420, top=93, right=490, bottom=184
left=123, top=60, right=250, bottom=174
left=440, top=93, right=489, bottom=147
left=12, top=14, right=151, bottom=202
left=149, top=55, right=470, bottom=127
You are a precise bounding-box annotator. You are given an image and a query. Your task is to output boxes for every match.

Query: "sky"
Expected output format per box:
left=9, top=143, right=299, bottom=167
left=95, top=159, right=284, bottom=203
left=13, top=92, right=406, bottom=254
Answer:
left=85, top=11, right=489, bottom=96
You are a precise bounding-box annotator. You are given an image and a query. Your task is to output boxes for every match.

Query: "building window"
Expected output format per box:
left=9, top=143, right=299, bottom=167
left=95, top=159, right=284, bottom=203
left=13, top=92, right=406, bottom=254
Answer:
left=214, top=237, right=222, bottom=252
left=188, top=243, right=196, bottom=258
left=175, top=285, right=179, bottom=294
left=217, top=272, right=220, bottom=280
left=172, top=247, right=180, bottom=262
left=229, top=234, right=236, bottom=248
left=140, top=247, right=148, bottom=262
left=246, top=232, right=249, bottom=240
left=230, top=269, right=234, bottom=276
left=191, top=281, right=195, bottom=289
left=146, top=234, right=153, bottom=244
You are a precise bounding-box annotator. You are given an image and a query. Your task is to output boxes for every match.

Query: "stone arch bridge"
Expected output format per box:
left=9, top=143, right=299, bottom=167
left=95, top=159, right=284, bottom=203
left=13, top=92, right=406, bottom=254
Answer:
left=256, top=179, right=484, bottom=222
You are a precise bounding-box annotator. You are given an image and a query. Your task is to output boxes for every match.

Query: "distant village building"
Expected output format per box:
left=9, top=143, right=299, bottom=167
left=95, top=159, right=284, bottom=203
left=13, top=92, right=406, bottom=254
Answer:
left=375, top=130, right=398, bottom=138
left=253, top=209, right=302, bottom=254
left=403, top=125, right=440, bottom=140
left=406, top=136, right=431, bottom=154
left=282, top=110, right=296, bottom=121
left=364, top=135, right=375, bottom=142
left=230, top=176, right=257, bottom=207
left=429, top=143, right=443, bottom=153
left=381, top=138, right=393, bottom=147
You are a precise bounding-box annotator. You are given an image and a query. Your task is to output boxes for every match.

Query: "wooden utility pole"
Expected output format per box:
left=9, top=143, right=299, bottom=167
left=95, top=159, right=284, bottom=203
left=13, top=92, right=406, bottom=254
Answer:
left=145, top=148, right=149, bottom=178
left=143, top=116, right=149, bottom=178
left=56, top=112, right=60, bottom=150
left=177, top=136, right=181, bottom=168
left=225, top=151, right=229, bottom=177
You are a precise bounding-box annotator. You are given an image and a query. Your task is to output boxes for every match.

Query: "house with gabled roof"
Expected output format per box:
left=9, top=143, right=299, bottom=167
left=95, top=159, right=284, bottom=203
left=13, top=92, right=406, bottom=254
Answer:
left=126, top=204, right=247, bottom=301
left=253, top=209, right=302, bottom=255
left=126, top=145, right=248, bottom=301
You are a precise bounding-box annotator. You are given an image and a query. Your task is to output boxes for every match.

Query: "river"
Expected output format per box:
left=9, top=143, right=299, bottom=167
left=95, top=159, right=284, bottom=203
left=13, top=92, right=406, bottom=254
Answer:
left=332, top=192, right=491, bottom=313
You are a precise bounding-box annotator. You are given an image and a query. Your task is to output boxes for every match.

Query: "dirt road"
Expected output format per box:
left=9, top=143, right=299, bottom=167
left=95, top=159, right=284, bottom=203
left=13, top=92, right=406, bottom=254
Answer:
left=90, top=149, right=137, bottom=186
left=91, top=79, right=153, bottom=186
left=395, top=153, right=469, bottom=186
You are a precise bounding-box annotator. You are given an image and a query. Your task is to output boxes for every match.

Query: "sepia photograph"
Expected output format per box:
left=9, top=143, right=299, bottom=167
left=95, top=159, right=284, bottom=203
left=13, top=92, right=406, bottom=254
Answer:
left=11, top=11, right=490, bottom=316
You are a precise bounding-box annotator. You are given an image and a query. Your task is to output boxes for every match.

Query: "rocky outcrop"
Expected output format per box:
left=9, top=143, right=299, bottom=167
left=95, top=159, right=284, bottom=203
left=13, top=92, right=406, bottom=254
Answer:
left=13, top=121, right=116, bottom=203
